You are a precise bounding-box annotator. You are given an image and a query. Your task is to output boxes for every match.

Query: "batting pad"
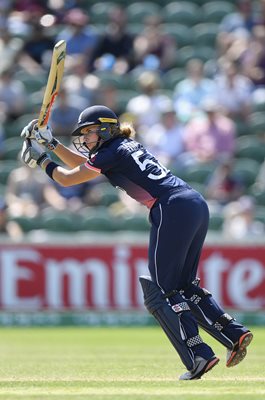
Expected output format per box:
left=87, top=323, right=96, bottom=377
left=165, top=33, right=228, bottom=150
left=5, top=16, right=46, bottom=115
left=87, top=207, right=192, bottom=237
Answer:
left=139, top=276, right=199, bottom=371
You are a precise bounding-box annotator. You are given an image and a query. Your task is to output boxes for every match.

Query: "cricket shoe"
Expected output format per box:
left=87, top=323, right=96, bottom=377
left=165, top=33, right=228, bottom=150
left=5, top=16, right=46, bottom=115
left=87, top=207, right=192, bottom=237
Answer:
left=179, top=356, right=220, bottom=380
left=226, top=331, right=253, bottom=368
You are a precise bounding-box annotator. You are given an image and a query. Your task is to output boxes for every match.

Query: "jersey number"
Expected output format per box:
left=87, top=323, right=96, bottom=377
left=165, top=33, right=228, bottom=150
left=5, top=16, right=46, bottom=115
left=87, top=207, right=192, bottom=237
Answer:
left=131, top=150, right=169, bottom=180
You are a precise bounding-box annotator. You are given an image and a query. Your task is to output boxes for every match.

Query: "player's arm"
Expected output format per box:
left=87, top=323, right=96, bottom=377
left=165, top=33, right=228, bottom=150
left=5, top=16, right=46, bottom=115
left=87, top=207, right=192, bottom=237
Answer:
left=42, top=158, right=99, bottom=186
left=21, top=120, right=87, bottom=168
left=52, top=142, right=87, bottom=168
left=21, top=138, right=100, bottom=185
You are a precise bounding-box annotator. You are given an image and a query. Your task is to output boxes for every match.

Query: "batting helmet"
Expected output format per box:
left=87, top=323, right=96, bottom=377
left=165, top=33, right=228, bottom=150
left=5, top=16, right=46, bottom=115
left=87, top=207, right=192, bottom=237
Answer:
left=71, top=105, right=119, bottom=141
left=71, top=105, right=120, bottom=156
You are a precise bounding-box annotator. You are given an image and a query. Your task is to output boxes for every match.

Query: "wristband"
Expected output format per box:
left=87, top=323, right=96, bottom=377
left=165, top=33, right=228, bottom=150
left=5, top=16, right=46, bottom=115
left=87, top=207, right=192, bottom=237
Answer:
left=37, top=153, right=50, bottom=167
left=45, top=161, right=59, bottom=180
left=47, top=138, right=60, bottom=151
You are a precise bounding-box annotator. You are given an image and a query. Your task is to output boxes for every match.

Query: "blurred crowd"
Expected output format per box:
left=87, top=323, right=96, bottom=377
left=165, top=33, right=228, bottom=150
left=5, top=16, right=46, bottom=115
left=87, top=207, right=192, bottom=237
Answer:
left=0, top=0, right=265, bottom=241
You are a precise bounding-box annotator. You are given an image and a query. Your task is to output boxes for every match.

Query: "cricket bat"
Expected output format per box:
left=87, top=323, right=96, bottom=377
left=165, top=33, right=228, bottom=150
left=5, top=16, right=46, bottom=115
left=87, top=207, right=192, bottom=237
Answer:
left=37, top=40, right=66, bottom=131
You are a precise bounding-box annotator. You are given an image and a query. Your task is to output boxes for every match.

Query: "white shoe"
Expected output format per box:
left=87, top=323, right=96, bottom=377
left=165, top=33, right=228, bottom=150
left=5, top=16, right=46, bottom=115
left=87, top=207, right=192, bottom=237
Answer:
left=179, top=356, right=219, bottom=380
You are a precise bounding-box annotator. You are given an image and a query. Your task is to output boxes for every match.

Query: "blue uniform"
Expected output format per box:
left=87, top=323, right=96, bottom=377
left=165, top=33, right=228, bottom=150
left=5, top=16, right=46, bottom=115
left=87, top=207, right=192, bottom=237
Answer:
left=85, top=136, right=249, bottom=366
left=85, top=136, right=208, bottom=292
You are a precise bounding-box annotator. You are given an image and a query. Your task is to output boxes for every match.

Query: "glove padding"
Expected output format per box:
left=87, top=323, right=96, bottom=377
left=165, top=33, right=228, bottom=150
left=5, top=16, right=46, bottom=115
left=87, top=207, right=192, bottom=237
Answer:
left=21, top=138, right=50, bottom=168
left=21, top=119, right=59, bottom=150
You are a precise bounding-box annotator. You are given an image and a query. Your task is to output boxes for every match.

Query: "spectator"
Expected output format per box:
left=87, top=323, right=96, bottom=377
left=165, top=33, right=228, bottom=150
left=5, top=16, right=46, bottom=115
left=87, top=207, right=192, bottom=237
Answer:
left=5, top=164, right=72, bottom=218
left=214, top=60, right=253, bottom=121
left=219, top=0, right=257, bottom=37
left=181, top=99, right=236, bottom=166
left=95, top=82, right=124, bottom=116
left=64, top=55, right=98, bottom=106
left=126, top=70, right=171, bottom=129
left=173, top=59, right=217, bottom=122
left=57, top=8, right=98, bottom=63
left=240, top=25, right=265, bottom=87
left=90, top=6, right=134, bottom=74
left=0, top=197, right=23, bottom=240
left=46, top=180, right=95, bottom=212
left=21, top=22, right=55, bottom=66
left=132, top=15, right=177, bottom=72
left=0, top=28, right=24, bottom=73
left=222, top=195, right=264, bottom=239
left=0, top=68, right=26, bottom=119
left=205, top=159, right=245, bottom=208
left=142, top=103, right=184, bottom=169
left=49, top=85, right=86, bottom=141
left=252, top=158, right=265, bottom=191
left=256, top=0, right=265, bottom=27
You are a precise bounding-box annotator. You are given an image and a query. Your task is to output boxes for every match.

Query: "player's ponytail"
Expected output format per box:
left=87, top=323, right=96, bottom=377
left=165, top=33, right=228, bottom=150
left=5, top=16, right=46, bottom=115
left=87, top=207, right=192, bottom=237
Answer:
left=119, top=122, right=136, bottom=138
left=110, top=122, right=136, bottom=139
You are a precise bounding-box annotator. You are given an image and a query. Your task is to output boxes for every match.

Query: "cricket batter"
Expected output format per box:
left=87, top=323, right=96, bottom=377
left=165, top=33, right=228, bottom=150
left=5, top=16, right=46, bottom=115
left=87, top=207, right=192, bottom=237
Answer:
left=21, top=105, right=253, bottom=380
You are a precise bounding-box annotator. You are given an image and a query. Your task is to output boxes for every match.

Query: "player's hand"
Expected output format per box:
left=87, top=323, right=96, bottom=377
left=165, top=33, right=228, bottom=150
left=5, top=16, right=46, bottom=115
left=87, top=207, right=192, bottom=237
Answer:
left=21, top=120, right=59, bottom=150
left=21, top=138, right=50, bottom=168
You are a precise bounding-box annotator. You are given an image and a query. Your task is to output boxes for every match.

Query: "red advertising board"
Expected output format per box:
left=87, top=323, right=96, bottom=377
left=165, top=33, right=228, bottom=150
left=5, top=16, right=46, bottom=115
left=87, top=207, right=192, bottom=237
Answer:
left=0, top=243, right=264, bottom=311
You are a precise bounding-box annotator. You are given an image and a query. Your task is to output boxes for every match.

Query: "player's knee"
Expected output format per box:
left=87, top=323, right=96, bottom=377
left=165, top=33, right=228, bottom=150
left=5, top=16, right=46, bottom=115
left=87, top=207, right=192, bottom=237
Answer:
left=182, top=279, right=212, bottom=304
left=139, top=276, right=191, bottom=316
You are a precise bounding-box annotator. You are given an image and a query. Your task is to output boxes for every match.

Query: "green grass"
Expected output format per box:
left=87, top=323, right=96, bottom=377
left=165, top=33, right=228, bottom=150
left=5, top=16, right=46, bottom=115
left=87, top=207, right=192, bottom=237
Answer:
left=0, top=326, right=264, bottom=399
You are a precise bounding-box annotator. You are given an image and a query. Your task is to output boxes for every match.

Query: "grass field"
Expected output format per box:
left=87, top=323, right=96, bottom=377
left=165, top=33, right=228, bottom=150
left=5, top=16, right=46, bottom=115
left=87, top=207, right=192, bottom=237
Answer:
left=0, top=326, right=264, bottom=399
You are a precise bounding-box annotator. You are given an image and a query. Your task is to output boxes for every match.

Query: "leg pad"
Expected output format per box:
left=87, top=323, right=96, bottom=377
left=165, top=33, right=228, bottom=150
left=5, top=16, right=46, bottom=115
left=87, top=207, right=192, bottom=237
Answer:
left=139, top=276, right=197, bottom=370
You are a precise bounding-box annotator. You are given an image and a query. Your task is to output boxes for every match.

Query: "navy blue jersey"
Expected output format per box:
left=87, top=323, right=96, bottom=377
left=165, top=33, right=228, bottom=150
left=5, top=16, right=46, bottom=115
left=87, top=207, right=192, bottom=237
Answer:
left=85, top=137, right=189, bottom=208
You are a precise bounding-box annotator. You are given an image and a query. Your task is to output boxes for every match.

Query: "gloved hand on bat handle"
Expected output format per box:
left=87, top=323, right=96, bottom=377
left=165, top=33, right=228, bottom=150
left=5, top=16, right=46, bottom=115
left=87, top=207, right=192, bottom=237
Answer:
left=21, top=119, right=60, bottom=150
left=21, top=138, right=50, bottom=168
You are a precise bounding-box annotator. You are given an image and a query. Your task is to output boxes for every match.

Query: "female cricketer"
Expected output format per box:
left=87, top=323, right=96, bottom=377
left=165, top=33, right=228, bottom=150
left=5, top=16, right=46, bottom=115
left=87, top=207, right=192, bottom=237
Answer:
left=21, top=105, right=253, bottom=380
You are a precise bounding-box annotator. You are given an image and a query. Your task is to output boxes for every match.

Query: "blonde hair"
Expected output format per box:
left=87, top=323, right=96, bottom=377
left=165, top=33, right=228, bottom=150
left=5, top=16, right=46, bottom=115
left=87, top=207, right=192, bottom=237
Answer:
left=117, top=122, right=136, bottom=139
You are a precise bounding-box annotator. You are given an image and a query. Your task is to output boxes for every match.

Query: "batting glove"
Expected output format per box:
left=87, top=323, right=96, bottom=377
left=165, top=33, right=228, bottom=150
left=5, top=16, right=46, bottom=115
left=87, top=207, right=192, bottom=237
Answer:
left=21, top=138, right=51, bottom=168
left=21, top=119, right=60, bottom=150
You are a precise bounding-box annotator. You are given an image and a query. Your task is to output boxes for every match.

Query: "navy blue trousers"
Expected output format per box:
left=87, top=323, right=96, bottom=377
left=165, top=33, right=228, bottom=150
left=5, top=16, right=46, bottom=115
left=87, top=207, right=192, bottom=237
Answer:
left=148, top=188, right=248, bottom=347
left=148, top=189, right=209, bottom=292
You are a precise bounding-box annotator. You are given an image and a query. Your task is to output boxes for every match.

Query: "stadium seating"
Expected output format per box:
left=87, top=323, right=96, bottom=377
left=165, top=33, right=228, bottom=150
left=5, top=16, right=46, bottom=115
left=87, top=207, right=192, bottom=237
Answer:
left=178, top=163, right=215, bottom=185
left=89, top=2, right=118, bottom=24
left=208, top=213, right=224, bottom=231
left=9, top=215, right=40, bottom=233
left=233, top=159, right=260, bottom=188
left=248, top=112, right=265, bottom=136
left=40, top=210, right=79, bottom=232
left=0, top=161, right=18, bottom=185
left=91, top=182, right=121, bottom=207
left=1, top=0, right=264, bottom=236
left=161, top=24, right=194, bottom=48
left=174, top=45, right=216, bottom=67
left=14, top=72, right=46, bottom=94
left=250, top=188, right=265, bottom=207
left=235, top=137, right=265, bottom=164
left=4, top=114, right=37, bottom=138
left=192, top=23, right=219, bottom=47
left=0, top=184, right=6, bottom=197
left=79, top=209, right=119, bottom=231
left=126, top=2, right=161, bottom=23
left=1, top=137, right=21, bottom=161
left=162, top=68, right=186, bottom=89
left=118, top=214, right=150, bottom=231
left=255, top=206, right=265, bottom=223
left=201, top=1, right=235, bottom=23
left=162, top=2, right=202, bottom=25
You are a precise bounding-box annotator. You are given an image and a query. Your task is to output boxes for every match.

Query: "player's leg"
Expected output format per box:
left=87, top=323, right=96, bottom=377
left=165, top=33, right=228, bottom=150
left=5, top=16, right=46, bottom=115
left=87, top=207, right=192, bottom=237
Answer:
left=145, top=197, right=218, bottom=379
left=182, top=279, right=253, bottom=367
left=139, top=276, right=219, bottom=380
left=162, top=193, right=254, bottom=368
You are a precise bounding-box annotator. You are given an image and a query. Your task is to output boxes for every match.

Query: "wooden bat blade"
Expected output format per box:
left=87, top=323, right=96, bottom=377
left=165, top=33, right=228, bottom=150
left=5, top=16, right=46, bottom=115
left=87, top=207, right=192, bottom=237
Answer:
left=38, top=40, right=66, bottom=130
